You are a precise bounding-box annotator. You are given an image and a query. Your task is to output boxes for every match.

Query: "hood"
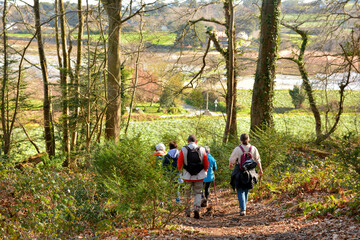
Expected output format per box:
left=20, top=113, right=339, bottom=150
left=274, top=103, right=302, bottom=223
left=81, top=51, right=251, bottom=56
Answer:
left=168, top=149, right=179, bottom=158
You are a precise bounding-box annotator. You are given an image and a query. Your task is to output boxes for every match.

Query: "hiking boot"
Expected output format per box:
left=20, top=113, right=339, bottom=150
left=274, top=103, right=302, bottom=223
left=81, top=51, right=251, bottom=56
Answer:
left=185, top=209, right=191, bottom=217
left=240, top=210, right=246, bottom=216
left=201, top=199, right=208, bottom=207
left=194, top=210, right=200, bottom=219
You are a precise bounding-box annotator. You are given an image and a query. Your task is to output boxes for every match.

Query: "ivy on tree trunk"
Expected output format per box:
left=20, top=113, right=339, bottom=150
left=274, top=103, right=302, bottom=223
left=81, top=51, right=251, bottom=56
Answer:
left=251, top=0, right=281, bottom=131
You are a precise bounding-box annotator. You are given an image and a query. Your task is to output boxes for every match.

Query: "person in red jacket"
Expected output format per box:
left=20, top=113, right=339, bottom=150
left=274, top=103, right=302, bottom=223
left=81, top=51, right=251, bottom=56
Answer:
left=178, top=134, right=209, bottom=219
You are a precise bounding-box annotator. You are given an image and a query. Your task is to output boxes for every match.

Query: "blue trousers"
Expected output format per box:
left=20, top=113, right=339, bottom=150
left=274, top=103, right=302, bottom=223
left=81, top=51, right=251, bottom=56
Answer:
left=236, top=188, right=249, bottom=211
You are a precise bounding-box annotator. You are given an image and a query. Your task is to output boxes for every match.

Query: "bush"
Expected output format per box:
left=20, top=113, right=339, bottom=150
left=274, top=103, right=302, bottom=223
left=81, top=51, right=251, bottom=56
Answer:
left=337, top=134, right=360, bottom=187
left=289, top=85, right=305, bottom=109
left=251, top=128, right=289, bottom=172
left=92, top=136, right=183, bottom=229
left=0, top=162, right=109, bottom=239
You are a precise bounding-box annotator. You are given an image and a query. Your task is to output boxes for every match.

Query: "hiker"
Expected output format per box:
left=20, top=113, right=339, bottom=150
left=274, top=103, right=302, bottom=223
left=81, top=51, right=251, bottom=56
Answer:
left=178, top=134, right=209, bottom=219
left=229, top=133, right=263, bottom=216
left=162, top=141, right=183, bottom=202
left=201, top=146, right=217, bottom=207
left=152, top=143, right=166, bottom=166
left=162, top=141, right=179, bottom=172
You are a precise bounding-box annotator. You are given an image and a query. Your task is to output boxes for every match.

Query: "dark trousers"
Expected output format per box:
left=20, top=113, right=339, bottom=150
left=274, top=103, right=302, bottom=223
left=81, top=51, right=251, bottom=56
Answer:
left=203, top=182, right=211, bottom=199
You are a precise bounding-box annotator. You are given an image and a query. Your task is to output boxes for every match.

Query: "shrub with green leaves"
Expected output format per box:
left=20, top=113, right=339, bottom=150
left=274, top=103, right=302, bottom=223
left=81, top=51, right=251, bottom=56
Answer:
left=337, top=134, right=360, bottom=184
left=289, top=85, right=305, bottom=109
left=92, top=136, right=183, bottom=229
left=0, top=161, right=110, bottom=239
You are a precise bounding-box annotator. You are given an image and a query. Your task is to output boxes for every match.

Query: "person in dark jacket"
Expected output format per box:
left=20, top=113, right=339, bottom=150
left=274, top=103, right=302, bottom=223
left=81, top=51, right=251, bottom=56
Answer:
left=162, top=141, right=182, bottom=202
left=162, top=141, right=179, bottom=172
left=229, top=133, right=263, bottom=216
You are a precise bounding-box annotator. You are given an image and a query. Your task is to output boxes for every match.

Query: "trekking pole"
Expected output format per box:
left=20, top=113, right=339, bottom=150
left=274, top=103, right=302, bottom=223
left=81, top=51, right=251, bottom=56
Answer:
left=213, top=178, right=217, bottom=203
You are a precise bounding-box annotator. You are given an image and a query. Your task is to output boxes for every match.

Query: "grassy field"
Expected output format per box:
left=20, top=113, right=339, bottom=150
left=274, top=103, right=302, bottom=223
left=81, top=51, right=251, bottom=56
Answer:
left=236, top=89, right=360, bottom=112
left=9, top=31, right=177, bottom=46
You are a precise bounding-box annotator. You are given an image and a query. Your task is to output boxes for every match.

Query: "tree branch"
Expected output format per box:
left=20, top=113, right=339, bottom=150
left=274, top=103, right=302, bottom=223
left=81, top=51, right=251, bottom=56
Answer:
left=190, top=17, right=226, bottom=26
left=178, top=37, right=212, bottom=93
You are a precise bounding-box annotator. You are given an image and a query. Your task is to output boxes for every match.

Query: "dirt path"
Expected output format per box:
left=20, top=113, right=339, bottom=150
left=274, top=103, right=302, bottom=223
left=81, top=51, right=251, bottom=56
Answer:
left=160, top=104, right=223, bottom=118
left=167, top=189, right=360, bottom=239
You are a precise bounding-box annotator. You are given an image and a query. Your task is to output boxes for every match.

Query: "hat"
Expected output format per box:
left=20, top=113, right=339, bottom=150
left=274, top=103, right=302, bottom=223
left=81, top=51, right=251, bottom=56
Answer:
left=155, top=143, right=165, bottom=152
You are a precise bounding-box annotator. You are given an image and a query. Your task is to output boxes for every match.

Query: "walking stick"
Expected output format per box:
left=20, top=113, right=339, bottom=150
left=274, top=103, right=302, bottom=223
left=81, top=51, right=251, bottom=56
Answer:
left=213, top=177, right=217, bottom=203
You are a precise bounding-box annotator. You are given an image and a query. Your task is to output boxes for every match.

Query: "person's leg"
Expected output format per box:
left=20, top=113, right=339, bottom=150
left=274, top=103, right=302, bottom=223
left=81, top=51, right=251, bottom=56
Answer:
left=201, top=182, right=205, bottom=199
left=175, top=176, right=182, bottom=202
left=236, top=188, right=246, bottom=212
left=193, top=181, right=203, bottom=218
left=244, top=188, right=249, bottom=209
left=204, top=182, right=211, bottom=200
left=184, top=182, right=192, bottom=216
left=201, top=181, right=210, bottom=207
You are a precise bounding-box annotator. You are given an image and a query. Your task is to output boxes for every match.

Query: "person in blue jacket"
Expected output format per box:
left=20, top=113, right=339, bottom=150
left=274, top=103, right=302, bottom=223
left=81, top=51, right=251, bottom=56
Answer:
left=201, top=146, right=217, bottom=207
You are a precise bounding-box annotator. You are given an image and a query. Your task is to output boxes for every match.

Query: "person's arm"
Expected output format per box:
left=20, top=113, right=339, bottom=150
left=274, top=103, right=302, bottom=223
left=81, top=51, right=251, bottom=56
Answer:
left=253, top=146, right=263, bottom=176
left=258, top=162, right=263, bottom=176
left=229, top=147, right=240, bottom=169
left=177, top=150, right=184, bottom=171
left=214, top=158, right=217, bottom=171
left=203, top=152, right=209, bottom=171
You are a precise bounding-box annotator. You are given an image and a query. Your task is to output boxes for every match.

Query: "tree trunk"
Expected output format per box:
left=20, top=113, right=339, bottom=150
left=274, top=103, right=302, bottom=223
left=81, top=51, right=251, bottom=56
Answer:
left=298, top=63, right=322, bottom=138
left=34, top=0, right=55, bottom=157
left=223, top=0, right=237, bottom=143
left=281, top=22, right=322, bottom=138
left=102, top=0, right=122, bottom=141
left=86, top=0, right=91, bottom=150
left=58, top=0, right=71, bottom=166
left=1, top=0, right=10, bottom=154
left=251, top=0, right=281, bottom=131
left=70, top=0, right=84, bottom=150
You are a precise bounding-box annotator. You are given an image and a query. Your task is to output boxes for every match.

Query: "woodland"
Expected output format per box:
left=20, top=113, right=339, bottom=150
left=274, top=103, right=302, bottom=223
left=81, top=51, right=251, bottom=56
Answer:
left=0, top=0, right=359, bottom=239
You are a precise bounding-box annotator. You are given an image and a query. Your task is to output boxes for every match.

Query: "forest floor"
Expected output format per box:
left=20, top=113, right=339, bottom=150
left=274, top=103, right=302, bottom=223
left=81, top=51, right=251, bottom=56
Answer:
left=124, top=189, right=360, bottom=239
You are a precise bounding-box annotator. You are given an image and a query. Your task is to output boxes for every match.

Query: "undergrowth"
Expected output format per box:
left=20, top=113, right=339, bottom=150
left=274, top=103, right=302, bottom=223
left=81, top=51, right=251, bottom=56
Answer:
left=1, top=130, right=359, bottom=239
left=252, top=133, right=360, bottom=221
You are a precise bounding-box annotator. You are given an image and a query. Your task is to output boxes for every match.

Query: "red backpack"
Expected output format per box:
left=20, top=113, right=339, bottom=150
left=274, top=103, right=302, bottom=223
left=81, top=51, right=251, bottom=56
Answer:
left=239, top=145, right=253, bottom=170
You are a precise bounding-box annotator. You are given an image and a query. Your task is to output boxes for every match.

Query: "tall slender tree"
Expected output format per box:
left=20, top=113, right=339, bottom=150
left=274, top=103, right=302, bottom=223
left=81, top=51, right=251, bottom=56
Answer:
left=1, top=0, right=10, bottom=154
left=70, top=0, right=84, bottom=150
left=187, top=0, right=237, bottom=143
left=102, top=0, right=123, bottom=141
left=58, top=0, right=71, bottom=166
left=34, top=0, right=56, bottom=156
left=251, top=0, right=281, bottom=131
left=101, top=0, right=148, bottom=141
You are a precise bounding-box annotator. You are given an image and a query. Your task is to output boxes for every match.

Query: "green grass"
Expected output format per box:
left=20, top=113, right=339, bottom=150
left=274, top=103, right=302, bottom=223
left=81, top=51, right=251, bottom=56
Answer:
left=8, top=33, right=34, bottom=38
left=122, top=32, right=176, bottom=45
left=9, top=31, right=177, bottom=45
left=237, top=89, right=360, bottom=112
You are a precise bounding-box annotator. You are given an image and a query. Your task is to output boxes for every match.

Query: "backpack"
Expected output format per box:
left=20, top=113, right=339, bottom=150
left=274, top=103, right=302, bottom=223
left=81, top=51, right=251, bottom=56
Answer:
left=183, top=146, right=203, bottom=175
left=239, top=145, right=253, bottom=170
left=162, top=153, right=178, bottom=172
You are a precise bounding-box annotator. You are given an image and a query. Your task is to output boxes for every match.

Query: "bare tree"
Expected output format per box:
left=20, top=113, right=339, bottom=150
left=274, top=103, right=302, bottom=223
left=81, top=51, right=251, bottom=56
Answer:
left=69, top=0, right=84, bottom=150
left=280, top=0, right=358, bottom=143
left=185, top=0, right=237, bottom=143
left=58, top=0, right=71, bottom=166
left=1, top=0, right=10, bottom=154
left=124, top=6, right=145, bottom=136
left=34, top=0, right=56, bottom=156
left=101, top=0, right=158, bottom=141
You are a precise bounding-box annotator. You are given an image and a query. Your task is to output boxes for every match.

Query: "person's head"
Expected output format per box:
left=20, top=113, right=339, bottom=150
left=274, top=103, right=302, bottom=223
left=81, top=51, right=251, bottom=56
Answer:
left=169, top=141, right=177, bottom=150
left=187, top=134, right=197, bottom=143
left=205, top=146, right=210, bottom=153
left=155, top=143, right=165, bottom=152
left=240, top=133, right=250, bottom=145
